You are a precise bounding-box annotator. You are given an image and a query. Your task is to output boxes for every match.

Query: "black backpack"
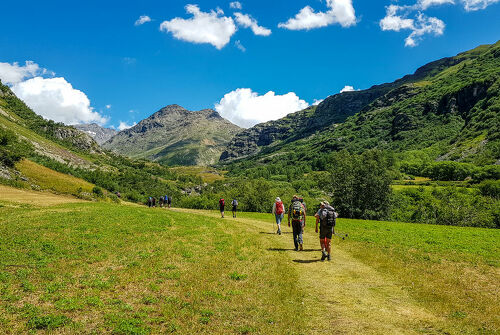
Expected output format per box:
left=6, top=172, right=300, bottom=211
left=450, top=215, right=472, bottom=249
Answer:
left=323, top=207, right=336, bottom=227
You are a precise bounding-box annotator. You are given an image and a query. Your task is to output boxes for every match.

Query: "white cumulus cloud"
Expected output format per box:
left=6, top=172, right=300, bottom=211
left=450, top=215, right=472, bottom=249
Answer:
left=340, top=85, right=357, bottom=93
left=160, top=5, right=237, bottom=50
left=0, top=61, right=49, bottom=85
left=278, top=0, right=356, bottom=30
left=215, top=88, right=309, bottom=128
left=118, top=121, right=137, bottom=131
left=461, top=0, right=499, bottom=10
left=418, top=0, right=455, bottom=9
left=234, top=12, right=271, bottom=36
left=11, top=77, right=107, bottom=125
left=380, top=5, right=444, bottom=47
left=106, top=104, right=112, bottom=109
left=135, top=15, right=152, bottom=26
left=229, top=1, right=242, bottom=9
left=313, top=99, right=324, bottom=105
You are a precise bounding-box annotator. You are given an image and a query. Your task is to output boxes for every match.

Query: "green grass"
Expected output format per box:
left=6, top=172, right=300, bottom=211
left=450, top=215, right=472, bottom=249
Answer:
left=0, top=202, right=303, bottom=334
left=234, top=211, right=500, bottom=333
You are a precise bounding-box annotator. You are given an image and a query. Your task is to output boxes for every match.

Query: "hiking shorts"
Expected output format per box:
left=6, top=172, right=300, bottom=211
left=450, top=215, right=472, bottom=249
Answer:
left=220, top=206, right=225, bottom=212
left=319, top=225, right=333, bottom=239
left=232, top=206, right=237, bottom=212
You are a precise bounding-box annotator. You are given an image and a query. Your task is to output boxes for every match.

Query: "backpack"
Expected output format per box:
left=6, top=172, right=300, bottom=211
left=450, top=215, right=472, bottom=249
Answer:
left=164, top=195, right=168, bottom=202
left=322, top=206, right=337, bottom=228
left=291, top=201, right=304, bottom=221
left=220, top=199, right=225, bottom=206
left=275, top=201, right=284, bottom=215
left=232, top=199, right=238, bottom=206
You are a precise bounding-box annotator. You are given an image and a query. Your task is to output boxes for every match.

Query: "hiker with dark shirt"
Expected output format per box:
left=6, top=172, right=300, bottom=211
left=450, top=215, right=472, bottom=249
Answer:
left=147, top=197, right=153, bottom=208
left=315, top=201, right=338, bottom=261
left=272, top=197, right=284, bottom=235
left=152, top=197, right=156, bottom=207
left=167, top=195, right=172, bottom=208
left=231, top=199, right=238, bottom=218
left=288, top=195, right=306, bottom=251
left=219, top=198, right=225, bottom=218
left=159, top=196, right=164, bottom=208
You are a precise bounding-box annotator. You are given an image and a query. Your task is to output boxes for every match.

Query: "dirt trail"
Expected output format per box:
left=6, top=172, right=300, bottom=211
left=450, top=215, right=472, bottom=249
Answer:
left=174, top=208, right=449, bottom=335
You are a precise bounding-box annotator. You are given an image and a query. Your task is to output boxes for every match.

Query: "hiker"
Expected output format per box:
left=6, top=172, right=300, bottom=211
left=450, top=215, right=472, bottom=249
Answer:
left=231, top=199, right=238, bottom=218
left=115, top=191, right=121, bottom=198
left=219, top=198, right=225, bottom=218
left=167, top=195, right=172, bottom=208
left=288, top=195, right=306, bottom=251
left=315, top=201, right=338, bottom=261
left=152, top=197, right=156, bottom=207
left=272, top=197, right=284, bottom=235
left=147, top=196, right=153, bottom=208
left=159, top=196, right=164, bottom=208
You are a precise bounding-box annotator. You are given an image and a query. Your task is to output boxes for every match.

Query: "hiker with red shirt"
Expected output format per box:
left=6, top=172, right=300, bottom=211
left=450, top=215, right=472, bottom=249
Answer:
left=219, top=198, right=225, bottom=218
left=272, top=197, right=284, bottom=235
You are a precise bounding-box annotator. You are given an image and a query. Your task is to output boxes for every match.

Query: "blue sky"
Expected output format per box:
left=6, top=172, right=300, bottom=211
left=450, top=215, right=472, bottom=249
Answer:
left=0, top=0, right=499, bottom=129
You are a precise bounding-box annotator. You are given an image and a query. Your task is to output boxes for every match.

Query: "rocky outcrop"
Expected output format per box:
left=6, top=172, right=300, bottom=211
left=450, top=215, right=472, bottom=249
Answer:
left=51, top=127, right=103, bottom=153
left=74, top=123, right=117, bottom=145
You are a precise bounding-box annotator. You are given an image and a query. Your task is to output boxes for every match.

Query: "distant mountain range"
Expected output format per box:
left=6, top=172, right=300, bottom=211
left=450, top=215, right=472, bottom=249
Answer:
left=102, top=105, right=241, bottom=166
left=221, top=41, right=500, bottom=166
left=74, top=123, right=117, bottom=145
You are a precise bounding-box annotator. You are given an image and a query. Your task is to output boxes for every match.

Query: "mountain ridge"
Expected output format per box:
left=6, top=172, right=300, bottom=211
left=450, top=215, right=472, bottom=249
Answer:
left=103, top=104, right=241, bottom=166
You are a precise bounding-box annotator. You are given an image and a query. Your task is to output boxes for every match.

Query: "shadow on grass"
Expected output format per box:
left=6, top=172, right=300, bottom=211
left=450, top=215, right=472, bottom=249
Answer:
left=259, top=232, right=292, bottom=235
left=267, top=248, right=318, bottom=252
left=292, top=259, right=322, bottom=264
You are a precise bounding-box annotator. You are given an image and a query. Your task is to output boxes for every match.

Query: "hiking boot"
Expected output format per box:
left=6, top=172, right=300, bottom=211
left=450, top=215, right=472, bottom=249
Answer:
left=299, top=244, right=303, bottom=251
left=278, top=229, right=281, bottom=235
left=294, top=247, right=298, bottom=251
left=327, top=254, right=331, bottom=261
left=321, top=250, right=327, bottom=261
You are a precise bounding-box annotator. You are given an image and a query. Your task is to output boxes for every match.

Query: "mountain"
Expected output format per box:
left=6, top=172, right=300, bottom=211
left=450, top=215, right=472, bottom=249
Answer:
left=103, top=104, right=241, bottom=166
left=74, top=123, right=117, bottom=145
left=221, top=41, right=500, bottom=166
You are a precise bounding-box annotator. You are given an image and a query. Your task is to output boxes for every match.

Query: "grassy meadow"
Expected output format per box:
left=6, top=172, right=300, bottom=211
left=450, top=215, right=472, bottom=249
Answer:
left=0, top=189, right=498, bottom=334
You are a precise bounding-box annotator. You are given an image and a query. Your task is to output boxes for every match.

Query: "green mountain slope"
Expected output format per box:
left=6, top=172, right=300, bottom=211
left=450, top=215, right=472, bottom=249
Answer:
left=0, top=81, right=199, bottom=203
left=221, top=41, right=500, bottom=168
left=103, top=105, right=241, bottom=166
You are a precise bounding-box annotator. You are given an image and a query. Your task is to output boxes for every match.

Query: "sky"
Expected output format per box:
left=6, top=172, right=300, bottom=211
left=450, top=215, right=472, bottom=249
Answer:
left=0, top=0, right=499, bottom=129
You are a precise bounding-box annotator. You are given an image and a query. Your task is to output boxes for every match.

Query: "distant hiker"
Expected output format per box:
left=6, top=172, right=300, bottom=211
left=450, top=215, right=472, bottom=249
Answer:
left=231, top=199, right=238, bottom=218
left=219, top=198, right=225, bottom=218
left=272, top=197, right=284, bottom=235
left=315, top=201, right=338, bottom=261
left=288, top=195, right=306, bottom=251
left=152, top=197, right=156, bottom=207
left=147, top=196, right=153, bottom=208
left=159, top=196, right=164, bottom=208
left=298, top=197, right=307, bottom=212
left=167, top=195, right=172, bottom=208
left=115, top=191, right=121, bottom=198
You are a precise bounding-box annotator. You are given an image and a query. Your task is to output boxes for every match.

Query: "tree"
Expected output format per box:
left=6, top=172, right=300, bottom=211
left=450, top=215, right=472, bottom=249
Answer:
left=328, top=150, right=392, bottom=220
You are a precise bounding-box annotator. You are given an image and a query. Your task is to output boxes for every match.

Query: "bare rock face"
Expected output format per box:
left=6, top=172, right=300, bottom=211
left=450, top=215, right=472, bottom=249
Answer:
left=51, top=127, right=103, bottom=153
left=74, top=123, right=117, bottom=145
left=103, top=104, right=241, bottom=166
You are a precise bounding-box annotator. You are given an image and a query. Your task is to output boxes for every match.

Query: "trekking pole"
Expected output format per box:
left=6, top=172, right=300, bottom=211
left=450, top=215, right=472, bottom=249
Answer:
left=333, top=232, right=348, bottom=240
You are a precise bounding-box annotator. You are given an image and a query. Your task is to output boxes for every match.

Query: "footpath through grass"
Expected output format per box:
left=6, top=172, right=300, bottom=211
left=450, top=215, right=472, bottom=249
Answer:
left=0, top=189, right=498, bottom=334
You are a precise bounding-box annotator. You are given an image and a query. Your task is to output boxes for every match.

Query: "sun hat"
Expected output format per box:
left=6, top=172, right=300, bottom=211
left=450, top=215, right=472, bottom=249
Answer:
left=275, top=197, right=281, bottom=202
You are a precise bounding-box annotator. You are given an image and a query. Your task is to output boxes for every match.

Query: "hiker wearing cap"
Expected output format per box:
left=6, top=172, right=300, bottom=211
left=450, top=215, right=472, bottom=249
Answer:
left=288, top=195, right=306, bottom=251
left=315, top=201, right=338, bottom=261
left=272, top=197, right=285, bottom=235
